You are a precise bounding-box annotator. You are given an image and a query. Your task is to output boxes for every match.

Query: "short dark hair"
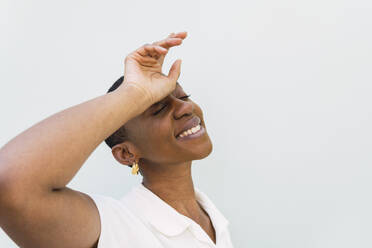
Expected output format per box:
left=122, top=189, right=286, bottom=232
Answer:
left=104, top=76, right=129, bottom=148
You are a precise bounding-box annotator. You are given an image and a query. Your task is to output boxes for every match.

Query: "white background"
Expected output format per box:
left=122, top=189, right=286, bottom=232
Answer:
left=1, top=0, right=372, bottom=247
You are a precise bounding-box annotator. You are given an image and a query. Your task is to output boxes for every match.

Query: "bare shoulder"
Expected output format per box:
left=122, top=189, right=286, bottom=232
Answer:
left=0, top=186, right=101, bottom=248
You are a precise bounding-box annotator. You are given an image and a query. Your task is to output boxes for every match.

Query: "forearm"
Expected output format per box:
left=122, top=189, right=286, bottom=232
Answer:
left=0, top=85, right=146, bottom=191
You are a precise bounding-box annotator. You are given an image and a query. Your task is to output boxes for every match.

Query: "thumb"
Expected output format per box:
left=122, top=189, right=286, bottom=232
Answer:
left=167, top=59, right=182, bottom=82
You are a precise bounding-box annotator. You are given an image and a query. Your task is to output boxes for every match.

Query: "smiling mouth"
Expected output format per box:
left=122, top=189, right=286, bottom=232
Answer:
left=175, top=123, right=205, bottom=140
left=175, top=117, right=200, bottom=136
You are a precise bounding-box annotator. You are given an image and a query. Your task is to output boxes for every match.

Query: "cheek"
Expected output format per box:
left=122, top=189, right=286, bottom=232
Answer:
left=143, top=120, right=173, bottom=144
left=140, top=124, right=175, bottom=157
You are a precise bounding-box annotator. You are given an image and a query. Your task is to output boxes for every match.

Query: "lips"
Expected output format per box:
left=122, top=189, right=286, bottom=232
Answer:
left=175, top=116, right=201, bottom=138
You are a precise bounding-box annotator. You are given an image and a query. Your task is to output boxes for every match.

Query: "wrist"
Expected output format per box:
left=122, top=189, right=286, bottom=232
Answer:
left=113, top=83, right=152, bottom=117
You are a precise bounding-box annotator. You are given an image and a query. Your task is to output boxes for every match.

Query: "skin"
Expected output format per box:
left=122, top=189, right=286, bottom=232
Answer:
left=112, top=82, right=215, bottom=243
left=113, top=31, right=217, bottom=242
left=0, top=31, right=217, bottom=247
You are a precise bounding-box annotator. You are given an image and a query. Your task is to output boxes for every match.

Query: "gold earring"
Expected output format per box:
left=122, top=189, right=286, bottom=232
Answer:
left=131, top=160, right=139, bottom=175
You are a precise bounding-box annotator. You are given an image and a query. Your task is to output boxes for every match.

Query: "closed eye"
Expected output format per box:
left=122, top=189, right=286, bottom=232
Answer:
left=180, top=94, right=191, bottom=100
left=153, top=94, right=191, bottom=115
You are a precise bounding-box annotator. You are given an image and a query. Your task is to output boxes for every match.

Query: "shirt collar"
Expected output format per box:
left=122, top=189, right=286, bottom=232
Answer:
left=120, top=183, right=229, bottom=237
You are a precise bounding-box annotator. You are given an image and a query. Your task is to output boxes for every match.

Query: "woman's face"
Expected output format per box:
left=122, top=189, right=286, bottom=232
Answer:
left=124, top=83, right=213, bottom=166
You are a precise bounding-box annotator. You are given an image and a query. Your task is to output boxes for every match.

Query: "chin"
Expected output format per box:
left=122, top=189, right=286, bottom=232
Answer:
left=202, top=143, right=213, bottom=159
left=193, top=136, right=213, bottom=160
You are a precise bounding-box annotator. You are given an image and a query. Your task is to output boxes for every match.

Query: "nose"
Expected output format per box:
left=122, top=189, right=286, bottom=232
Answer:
left=172, top=96, right=193, bottom=119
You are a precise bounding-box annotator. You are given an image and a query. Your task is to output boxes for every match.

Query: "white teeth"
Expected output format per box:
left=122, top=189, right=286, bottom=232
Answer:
left=179, top=124, right=201, bottom=138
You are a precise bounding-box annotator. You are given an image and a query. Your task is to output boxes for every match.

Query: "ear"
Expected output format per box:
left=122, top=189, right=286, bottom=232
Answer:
left=111, top=142, right=140, bottom=167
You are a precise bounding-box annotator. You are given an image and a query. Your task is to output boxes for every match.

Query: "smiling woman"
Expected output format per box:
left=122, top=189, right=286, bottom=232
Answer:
left=105, top=78, right=193, bottom=149
left=0, top=32, right=234, bottom=248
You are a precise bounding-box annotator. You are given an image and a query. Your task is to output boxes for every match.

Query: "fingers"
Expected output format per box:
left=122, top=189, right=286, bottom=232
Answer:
left=136, top=44, right=168, bottom=59
left=167, top=31, right=187, bottom=39
left=135, top=32, right=187, bottom=58
left=126, top=32, right=187, bottom=68
left=126, top=52, right=158, bottom=68
left=167, top=59, right=182, bottom=82
left=153, top=31, right=188, bottom=49
left=152, top=37, right=183, bottom=50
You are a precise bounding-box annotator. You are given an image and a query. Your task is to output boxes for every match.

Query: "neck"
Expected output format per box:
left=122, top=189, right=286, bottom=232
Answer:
left=140, top=161, right=201, bottom=218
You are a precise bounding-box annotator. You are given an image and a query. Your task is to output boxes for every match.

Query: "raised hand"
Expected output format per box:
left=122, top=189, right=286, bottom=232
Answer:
left=120, top=32, right=187, bottom=107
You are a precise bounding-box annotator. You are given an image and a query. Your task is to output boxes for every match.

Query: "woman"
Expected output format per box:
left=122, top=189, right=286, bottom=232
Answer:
left=0, top=31, right=234, bottom=247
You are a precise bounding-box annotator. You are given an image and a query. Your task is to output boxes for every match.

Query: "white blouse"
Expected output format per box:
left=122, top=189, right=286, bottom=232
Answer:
left=87, top=183, right=234, bottom=247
